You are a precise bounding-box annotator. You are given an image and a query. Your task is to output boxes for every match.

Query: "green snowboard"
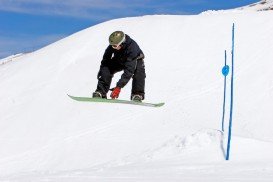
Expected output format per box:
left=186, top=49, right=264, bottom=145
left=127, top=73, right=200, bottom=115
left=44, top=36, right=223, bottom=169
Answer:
left=68, top=95, right=164, bottom=107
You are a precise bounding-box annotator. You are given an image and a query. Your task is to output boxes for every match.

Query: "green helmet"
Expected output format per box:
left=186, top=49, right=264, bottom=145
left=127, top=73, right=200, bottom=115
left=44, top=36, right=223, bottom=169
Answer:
left=109, top=31, right=125, bottom=45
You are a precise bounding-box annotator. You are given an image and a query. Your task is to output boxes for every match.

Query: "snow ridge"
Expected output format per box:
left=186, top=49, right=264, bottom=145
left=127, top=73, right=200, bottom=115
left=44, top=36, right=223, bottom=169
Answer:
left=238, top=0, right=273, bottom=11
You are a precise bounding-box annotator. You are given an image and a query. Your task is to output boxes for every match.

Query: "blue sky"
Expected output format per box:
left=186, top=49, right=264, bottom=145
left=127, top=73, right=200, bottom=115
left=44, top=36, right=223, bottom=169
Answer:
left=0, top=0, right=258, bottom=59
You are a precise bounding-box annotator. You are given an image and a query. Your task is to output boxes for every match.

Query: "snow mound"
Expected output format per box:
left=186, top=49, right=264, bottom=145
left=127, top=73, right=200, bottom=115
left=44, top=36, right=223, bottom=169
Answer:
left=142, top=129, right=224, bottom=161
left=80, top=129, right=224, bottom=171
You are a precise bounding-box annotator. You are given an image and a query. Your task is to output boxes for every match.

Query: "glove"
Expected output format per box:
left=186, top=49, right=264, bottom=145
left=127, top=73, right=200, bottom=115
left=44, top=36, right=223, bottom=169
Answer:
left=110, top=87, right=121, bottom=99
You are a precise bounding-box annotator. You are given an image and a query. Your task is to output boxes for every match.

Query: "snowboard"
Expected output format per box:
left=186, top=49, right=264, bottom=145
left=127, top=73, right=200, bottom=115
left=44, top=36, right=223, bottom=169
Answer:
left=67, top=94, right=164, bottom=107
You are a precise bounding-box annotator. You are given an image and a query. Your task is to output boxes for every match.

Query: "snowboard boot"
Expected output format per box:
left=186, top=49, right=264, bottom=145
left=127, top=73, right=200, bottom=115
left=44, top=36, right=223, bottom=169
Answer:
left=131, top=94, right=143, bottom=102
left=92, top=91, right=107, bottom=99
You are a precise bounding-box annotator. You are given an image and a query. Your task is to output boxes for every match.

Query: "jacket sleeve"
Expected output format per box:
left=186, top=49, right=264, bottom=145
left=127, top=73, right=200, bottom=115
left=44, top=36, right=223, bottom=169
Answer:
left=116, top=49, right=138, bottom=88
left=100, top=46, right=113, bottom=67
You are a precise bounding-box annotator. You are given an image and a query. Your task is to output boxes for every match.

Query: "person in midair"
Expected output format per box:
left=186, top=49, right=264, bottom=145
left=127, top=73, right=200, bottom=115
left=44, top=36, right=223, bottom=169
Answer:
left=93, top=31, right=146, bottom=101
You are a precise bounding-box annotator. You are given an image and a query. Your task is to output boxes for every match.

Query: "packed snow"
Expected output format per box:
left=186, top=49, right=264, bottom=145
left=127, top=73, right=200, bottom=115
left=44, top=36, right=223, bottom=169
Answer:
left=1, top=9, right=273, bottom=182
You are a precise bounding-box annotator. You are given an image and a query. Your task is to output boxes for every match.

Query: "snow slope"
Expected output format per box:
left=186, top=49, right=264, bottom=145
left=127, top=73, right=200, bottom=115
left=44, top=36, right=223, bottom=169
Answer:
left=238, top=0, right=273, bottom=11
left=1, top=11, right=273, bottom=181
left=0, top=53, right=25, bottom=66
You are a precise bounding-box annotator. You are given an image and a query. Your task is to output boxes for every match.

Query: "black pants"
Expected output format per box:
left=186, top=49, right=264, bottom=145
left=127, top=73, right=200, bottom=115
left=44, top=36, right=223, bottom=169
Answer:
left=96, top=59, right=146, bottom=99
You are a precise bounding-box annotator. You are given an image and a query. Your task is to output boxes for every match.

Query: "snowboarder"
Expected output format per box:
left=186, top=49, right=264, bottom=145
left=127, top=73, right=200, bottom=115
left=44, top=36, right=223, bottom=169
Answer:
left=93, top=31, right=146, bottom=101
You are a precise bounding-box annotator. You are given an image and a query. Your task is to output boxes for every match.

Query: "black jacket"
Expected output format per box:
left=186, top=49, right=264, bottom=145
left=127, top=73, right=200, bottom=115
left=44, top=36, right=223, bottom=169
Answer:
left=100, top=35, right=144, bottom=88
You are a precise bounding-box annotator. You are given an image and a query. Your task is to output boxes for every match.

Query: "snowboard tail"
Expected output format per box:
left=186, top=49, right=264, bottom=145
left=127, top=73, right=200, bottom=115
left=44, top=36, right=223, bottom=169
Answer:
left=67, top=95, right=164, bottom=107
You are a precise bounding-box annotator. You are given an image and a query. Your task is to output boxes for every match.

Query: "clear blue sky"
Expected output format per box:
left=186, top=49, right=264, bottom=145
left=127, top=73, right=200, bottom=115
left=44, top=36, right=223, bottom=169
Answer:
left=0, top=0, right=258, bottom=59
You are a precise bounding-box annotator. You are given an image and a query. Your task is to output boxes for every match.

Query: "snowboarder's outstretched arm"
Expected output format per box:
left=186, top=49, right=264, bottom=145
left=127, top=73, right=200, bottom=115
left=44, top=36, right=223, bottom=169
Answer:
left=97, top=46, right=113, bottom=79
left=116, top=43, right=139, bottom=88
left=100, top=46, right=113, bottom=67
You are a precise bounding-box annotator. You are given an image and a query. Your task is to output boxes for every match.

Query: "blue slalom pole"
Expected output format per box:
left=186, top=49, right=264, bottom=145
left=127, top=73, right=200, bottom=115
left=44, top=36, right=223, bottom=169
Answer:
left=226, top=23, right=235, bottom=160
left=221, top=50, right=229, bottom=132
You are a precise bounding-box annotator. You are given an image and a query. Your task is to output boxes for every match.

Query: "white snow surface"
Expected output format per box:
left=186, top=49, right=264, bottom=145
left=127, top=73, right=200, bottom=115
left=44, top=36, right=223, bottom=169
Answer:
left=1, top=11, right=273, bottom=181
left=0, top=53, right=25, bottom=66
left=238, top=0, right=273, bottom=11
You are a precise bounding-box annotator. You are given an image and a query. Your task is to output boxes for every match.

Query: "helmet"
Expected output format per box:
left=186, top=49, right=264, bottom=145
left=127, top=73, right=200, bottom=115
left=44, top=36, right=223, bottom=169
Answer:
left=109, top=31, right=125, bottom=46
